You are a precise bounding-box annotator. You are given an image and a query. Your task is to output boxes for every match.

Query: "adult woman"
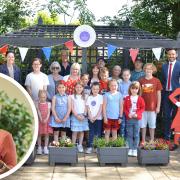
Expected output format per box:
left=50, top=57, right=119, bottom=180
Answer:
left=0, top=51, right=21, bottom=84
left=0, top=129, right=17, bottom=174
left=63, top=63, right=81, bottom=95
left=47, top=61, right=63, bottom=101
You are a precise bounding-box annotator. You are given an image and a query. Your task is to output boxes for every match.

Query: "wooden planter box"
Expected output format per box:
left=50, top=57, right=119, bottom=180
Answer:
left=137, top=148, right=169, bottom=165
left=97, top=147, right=128, bottom=166
left=48, top=146, right=78, bottom=166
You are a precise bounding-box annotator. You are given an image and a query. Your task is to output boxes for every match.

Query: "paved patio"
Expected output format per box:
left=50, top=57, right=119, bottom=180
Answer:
left=6, top=147, right=180, bottom=180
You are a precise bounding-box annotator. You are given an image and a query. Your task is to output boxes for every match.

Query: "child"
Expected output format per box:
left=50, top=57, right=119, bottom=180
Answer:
left=86, top=82, right=103, bottom=153
left=99, top=67, right=109, bottom=95
left=130, top=57, right=145, bottom=81
left=139, top=63, right=162, bottom=144
left=119, top=69, right=131, bottom=138
left=71, top=81, right=89, bottom=152
left=81, top=73, right=91, bottom=97
left=50, top=81, right=71, bottom=142
left=103, top=79, right=123, bottom=142
left=124, top=81, right=145, bottom=157
left=89, top=64, right=100, bottom=87
left=36, top=90, right=52, bottom=155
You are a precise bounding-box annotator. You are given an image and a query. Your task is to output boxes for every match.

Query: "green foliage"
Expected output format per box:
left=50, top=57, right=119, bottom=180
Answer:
left=93, top=136, right=126, bottom=148
left=48, top=0, right=95, bottom=25
left=51, top=137, right=75, bottom=147
left=0, top=91, right=33, bottom=161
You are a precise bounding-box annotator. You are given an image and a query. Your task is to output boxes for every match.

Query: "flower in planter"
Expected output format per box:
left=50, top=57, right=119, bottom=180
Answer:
left=50, top=137, right=75, bottom=147
left=93, top=136, right=126, bottom=148
left=141, top=139, right=169, bottom=150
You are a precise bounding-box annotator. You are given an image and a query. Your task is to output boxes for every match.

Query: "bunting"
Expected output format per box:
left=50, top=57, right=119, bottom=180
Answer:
left=19, top=47, right=28, bottom=62
left=152, top=47, right=162, bottom=61
left=42, top=47, right=52, bottom=61
left=65, top=40, right=74, bottom=54
left=0, top=44, right=8, bottom=55
left=107, top=44, right=118, bottom=59
left=129, top=48, right=139, bottom=63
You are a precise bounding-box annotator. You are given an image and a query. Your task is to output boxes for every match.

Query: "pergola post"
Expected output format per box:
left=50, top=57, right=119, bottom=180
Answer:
left=82, top=48, right=87, bottom=73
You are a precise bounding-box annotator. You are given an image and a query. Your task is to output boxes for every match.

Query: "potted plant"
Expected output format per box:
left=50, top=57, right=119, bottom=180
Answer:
left=138, top=139, right=169, bottom=165
left=93, top=137, right=128, bottom=166
left=48, top=137, right=78, bottom=166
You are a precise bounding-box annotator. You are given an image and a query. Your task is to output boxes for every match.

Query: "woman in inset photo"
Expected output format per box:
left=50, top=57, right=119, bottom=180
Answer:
left=0, top=129, right=17, bottom=174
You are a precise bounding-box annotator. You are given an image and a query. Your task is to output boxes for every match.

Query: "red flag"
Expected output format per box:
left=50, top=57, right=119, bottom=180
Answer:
left=0, top=44, right=8, bottom=55
left=129, top=48, right=139, bottom=63
left=65, top=40, right=74, bottom=54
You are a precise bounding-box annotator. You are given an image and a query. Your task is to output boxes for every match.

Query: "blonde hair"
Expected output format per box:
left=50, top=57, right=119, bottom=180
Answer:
left=38, top=89, right=47, bottom=98
left=70, top=63, right=81, bottom=76
left=143, top=63, right=157, bottom=74
left=128, top=81, right=142, bottom=95
left=108, top=79, right=118, bottom=88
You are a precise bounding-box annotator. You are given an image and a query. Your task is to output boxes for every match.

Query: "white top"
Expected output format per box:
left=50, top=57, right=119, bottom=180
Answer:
left=129, top=95, right=138, bottom=116
left=25, top=72, right=49, bottom=101
left=86, top=94, right=103, bottom=120
left=71, top=94, right=85, bottom=114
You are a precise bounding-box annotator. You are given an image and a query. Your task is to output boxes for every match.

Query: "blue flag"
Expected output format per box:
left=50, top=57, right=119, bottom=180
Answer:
left=42, top=47, right=52, bottom=61
left=107, top=44, right=117, bottom=59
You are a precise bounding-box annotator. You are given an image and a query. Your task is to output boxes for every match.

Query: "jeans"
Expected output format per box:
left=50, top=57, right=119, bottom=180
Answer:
left=126, top=119, right=140, bottom=150
left=119, top=114, right=127, bottom=139
left=163, top=91, right=177, bottom=140
left=88, top=120, right=102, bottom=148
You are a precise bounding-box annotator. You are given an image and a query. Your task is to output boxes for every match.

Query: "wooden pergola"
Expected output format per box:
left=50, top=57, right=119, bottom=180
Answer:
left=0, top=20, right=179, bottom=72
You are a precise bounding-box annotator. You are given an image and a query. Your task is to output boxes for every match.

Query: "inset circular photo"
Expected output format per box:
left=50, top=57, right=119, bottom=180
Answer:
left=0, top=74, right=38, bottom=179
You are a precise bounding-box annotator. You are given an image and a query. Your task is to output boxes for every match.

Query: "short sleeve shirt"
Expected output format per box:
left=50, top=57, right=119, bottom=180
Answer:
left=139, top=77, right=162, bottom=111
left=86, top=94, right=103, bottom=120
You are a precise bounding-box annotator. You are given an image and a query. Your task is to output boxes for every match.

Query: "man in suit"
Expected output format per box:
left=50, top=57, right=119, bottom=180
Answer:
left=161, top=49, right=180, bottom=143
left=0, top=51, right=21, bottom=84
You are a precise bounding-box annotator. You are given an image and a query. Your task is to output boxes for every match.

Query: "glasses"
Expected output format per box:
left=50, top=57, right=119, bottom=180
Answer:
left=33, top=63, right=41, bottom=66
left=52, top=67, right=60, bottom=70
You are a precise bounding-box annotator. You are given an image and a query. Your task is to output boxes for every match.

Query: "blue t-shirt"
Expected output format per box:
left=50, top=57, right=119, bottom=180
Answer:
left=119, top=80, right=131, bottom=98
left=130, top=70, right=145, bottom=81
left=104, top=91, right=123, bottom=119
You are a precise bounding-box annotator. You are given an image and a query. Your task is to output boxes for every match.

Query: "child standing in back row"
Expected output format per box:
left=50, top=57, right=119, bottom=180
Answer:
left=103, top=79, right=123, bottom=142
left=124, top=81, right=145, bottom=157
left=71, top=81, right=89, bottom=152
left=36, top=90, right=53, bottom=155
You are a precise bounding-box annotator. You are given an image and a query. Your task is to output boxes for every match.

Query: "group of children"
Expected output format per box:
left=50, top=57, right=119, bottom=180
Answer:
left=36, top=58, right=163, bottom=157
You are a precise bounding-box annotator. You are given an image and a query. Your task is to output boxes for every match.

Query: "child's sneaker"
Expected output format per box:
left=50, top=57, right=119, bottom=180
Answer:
left=128, top=149, right=133, bottom=156
left=77, top=144, right=84, bottom=153
left=37, top=146, right=42, bottom=155
left=132, top=149, right=137, bottom=157
left=43, top=147, right=49, bottom=155
left=86, top=147, right=92, bottom=154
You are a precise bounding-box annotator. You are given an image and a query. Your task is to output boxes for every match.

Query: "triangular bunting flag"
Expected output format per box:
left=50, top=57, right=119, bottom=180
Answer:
left=152, top=47, right=162, bottom=61
left=0, top=44, right=8, bottom=55
left=19, top=47, right=28, bottom=62
left=107, top=44, right=118, bottom=59
left=129, top=48, right=139, bottom=63
left=42, top=47, right=52, bottom=61
left=65, top=40, right=74, bottom=54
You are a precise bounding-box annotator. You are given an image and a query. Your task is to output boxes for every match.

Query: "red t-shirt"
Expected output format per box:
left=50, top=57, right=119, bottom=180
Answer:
left=99, top=80, right=109, bottom=95
left=0, top=130, right=17, bottom=168
left=139, top=77, right=162, bottom=111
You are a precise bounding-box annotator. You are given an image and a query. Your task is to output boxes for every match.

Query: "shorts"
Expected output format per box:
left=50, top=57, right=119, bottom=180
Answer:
left=53, top=127, right=70, bottom=132
left=140, top=111, right=157, bottom=129
left=104, top=118, right=120, bottom=131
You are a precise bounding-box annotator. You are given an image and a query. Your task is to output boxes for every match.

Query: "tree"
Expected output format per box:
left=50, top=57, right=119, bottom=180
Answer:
left=130, top=0, right=180, bottom=38
left=47, top=0, right=95, bottom=25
